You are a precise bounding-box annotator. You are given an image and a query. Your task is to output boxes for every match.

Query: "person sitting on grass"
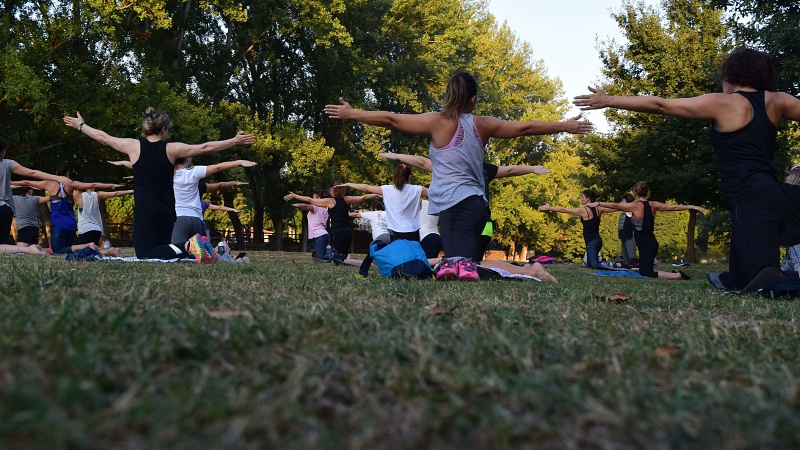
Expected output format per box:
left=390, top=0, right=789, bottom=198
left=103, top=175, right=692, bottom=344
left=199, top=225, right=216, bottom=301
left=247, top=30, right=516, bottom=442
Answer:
left=12, top=186, right=48, bottom=248
left=588, top=181, right=706, bottom=280
left=12, top=166, right=124, bottom=255
left=73, top=177, right=133, bottom=257
left=0, top=137, right=71, bottom=245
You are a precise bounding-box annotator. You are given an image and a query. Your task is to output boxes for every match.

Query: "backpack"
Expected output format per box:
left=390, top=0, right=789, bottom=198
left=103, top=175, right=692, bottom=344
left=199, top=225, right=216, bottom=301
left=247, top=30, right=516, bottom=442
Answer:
left=369, top=240, right=434, bottom=279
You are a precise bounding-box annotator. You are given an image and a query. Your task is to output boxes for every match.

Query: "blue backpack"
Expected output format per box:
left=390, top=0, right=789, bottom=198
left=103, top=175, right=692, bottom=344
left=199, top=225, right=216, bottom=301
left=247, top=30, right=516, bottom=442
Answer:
left=369, top=240, right=433, bottom=279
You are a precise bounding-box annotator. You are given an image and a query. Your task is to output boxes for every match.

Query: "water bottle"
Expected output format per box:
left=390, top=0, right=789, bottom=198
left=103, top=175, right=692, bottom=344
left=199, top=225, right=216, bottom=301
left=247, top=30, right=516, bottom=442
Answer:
left=103, top=238, right=111, bottom=249
left=325, top=244, right=332, bottom=260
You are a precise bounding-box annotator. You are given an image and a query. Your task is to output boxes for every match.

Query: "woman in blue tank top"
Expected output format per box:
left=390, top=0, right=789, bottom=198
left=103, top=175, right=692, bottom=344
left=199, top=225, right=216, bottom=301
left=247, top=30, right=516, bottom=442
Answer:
left=325, top=72, right=592, bottom=280
left=575, top=48, right=800, bottom=291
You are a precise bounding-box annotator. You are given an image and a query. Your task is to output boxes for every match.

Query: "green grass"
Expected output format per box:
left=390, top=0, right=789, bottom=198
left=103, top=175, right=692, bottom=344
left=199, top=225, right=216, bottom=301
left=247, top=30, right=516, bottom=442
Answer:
left=1, top=252, right=799, bottom=449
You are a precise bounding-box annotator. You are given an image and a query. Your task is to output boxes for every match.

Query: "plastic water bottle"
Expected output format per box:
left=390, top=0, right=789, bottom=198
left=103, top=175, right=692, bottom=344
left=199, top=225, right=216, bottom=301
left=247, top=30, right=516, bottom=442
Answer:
left=103, top=238, right=111, bottom=249
left=325, top=245, right=332, bottom=259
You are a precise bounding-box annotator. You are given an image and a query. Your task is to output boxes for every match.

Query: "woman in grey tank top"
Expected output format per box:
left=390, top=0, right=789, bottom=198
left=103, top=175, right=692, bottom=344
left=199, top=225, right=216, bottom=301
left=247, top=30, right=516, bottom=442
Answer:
left=325, top=72, right=592, bottom=280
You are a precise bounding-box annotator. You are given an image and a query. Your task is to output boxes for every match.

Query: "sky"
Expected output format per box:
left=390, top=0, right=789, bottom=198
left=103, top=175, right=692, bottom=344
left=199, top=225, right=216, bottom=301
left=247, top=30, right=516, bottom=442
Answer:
left=485, top=0, right=660, bottom=132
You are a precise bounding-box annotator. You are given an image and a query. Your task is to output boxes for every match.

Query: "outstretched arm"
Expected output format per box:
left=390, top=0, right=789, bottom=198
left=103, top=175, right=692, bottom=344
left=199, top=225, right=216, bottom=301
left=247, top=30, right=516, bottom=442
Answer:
left=11, top=163, right=71, bottom=184
left=206, top=204, right=242, bottom=213
left=325, top=98, right=441, bottom=135
left=651, top=201, right=707, bottom=214
left=335, top=182, right=382, bottom=196
left=538, top=204, right=588, bottom=218
left=96, top=189, right=134, bottom=201
left=64, top=112, right=140, bottom=156
left=348, top=211, right=363, bottom=218
left=204, top=181, right=248, bottom=193
left=588, top=201, right=640, bottom=214
left=11, top=180, right=53, bottom=191
left=573, top=87, right=734, bottom=121
left=496, top=165, right=551, bottom=178
left=166, top=132, right=255, bottom=159
left=346, top=193, right=381, bottom=205
left=107, top=160, right=132, bottom=169
left=379, top=152, right=433, bottom=172
left=71, top=182, right=124, bottom=191
left=204, top=160, right=257, bottom=177
left=283, top=192, right=335, bottom=208
left=477, top=114, right=593, bottom=140
left=292, top=203, right=315, bottom=212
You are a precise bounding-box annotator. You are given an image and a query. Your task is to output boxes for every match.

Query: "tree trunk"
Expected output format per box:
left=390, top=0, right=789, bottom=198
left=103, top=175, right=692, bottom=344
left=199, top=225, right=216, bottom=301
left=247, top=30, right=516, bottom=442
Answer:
left=520, top=244, right=529, bottom=262
left=509, top=241, right=516, bottom=261
left=273, top=220, right=284, bottom=251
left=686, top=210, right=697, bottom=262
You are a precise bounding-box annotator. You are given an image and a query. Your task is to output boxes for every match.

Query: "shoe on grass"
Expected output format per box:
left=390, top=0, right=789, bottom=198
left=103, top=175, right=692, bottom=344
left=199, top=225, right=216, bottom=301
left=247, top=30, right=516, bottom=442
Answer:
left=436, top=258, right=459, bottom=280
left=457, top=258, right=480, bottom=281
left=187, top=234, right=213, bottom=263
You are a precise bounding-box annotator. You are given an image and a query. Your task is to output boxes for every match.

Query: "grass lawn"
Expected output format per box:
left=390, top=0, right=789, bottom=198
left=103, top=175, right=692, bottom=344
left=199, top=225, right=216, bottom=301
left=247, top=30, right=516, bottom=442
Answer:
left=1, top=251, right=799, bottom=449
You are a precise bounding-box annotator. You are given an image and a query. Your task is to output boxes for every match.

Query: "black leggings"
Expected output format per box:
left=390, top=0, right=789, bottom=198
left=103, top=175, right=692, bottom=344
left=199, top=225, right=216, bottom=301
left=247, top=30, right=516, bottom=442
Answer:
left=134, top=212, right=175, bottom=258
left=330, top=229, right=352, bottom=255
left=439, top=195, right=488, bottom=261
left=421, top=233, right=443, bottom=259
left=635, top=233, right=659, bottom=278
left=729, top=186, right=786, bottom=290
left=0, top=204, right=13, bottom=245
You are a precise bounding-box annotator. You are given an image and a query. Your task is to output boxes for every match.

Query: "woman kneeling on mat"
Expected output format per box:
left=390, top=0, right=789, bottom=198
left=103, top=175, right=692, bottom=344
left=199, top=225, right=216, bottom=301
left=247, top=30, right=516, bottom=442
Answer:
left=589, top=181, right=706, bottom=280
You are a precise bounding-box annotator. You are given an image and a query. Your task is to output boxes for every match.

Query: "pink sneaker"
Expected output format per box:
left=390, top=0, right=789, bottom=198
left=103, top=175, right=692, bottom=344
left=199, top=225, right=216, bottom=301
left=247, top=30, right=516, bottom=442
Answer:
left=457, top=258, right=480, bottom=281
left=436, top=258, right=459, bottom=280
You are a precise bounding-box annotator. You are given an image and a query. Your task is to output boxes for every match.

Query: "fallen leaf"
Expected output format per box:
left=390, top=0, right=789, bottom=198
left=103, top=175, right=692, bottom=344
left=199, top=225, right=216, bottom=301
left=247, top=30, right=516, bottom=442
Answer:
left=427, top=303, right=444, bottom=316
left=606, top=293, right=631, bottom=303
left=655, top=346, right=677, bottom=358
left=591, top=292, right=631, bottom=303
left=207, top=310, right=254, bottom=320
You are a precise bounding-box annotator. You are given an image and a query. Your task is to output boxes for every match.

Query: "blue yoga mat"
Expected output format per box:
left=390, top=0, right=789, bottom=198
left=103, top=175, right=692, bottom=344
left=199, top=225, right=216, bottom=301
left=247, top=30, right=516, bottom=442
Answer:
left=591, top=270, right=650, bottom=278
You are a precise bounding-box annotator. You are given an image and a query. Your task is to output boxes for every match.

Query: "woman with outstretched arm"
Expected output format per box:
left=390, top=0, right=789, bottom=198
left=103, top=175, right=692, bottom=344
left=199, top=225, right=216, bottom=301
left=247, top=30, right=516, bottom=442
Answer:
left=326, top=72, right=590, bottom=281
left=539, top=189, right=616, bottom=269
left=574, top=48, right=800, bottom=291
left=284, top=184, right=379, bottom=257
left=65, top=109, right=254, bottom=260
left=588, top=181, right=706, bottom=280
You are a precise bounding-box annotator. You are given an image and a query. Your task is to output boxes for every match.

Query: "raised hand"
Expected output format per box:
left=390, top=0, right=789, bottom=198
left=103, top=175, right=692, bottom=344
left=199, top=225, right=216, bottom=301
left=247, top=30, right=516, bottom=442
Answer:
left=63, top=111, right=85, bottom=129
left=233, top=132, right=256, bottom=145
left=324, top=98, right=354, bottom=120
left=563, top=114, right=594, bottom=135
left=573, top=87, right=609, bottom=111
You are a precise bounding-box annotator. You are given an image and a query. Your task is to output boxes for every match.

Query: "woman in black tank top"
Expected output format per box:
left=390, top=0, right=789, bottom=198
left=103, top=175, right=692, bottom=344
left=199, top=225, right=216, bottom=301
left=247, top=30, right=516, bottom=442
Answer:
left=64, top=108, right=255, bottom=259
left=575, top=48, right=800, bottom=290
left=539, top=189, right=615, bottom=268
left=591, top=181, right=706, bottom=280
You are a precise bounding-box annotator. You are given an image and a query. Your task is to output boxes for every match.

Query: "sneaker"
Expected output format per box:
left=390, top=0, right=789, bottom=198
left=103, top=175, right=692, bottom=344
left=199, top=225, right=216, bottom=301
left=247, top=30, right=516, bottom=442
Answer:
left=457, top=258, right=480, bottom=281
left=199, top=235, right=218, bottom=262
left=436, top=258, right=459, bottom=280
left=187, top=234, right=213, bottom=263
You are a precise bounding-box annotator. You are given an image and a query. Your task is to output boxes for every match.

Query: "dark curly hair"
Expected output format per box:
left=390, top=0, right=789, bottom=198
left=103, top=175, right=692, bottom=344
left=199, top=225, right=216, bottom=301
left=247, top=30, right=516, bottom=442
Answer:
left=719, top=48, right=777, bottom=91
